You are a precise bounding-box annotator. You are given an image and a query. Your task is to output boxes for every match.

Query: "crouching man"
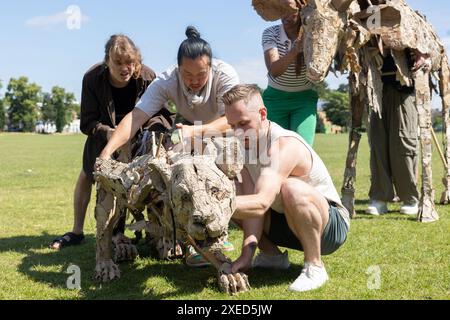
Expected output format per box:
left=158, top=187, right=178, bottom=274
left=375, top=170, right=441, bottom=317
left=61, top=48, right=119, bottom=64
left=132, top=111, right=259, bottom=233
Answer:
left=222, top=84, right=350, bottom=292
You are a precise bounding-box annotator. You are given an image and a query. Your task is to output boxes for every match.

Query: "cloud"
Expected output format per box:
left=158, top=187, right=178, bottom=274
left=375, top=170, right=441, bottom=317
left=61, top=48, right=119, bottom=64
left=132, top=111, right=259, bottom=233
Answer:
left=25, top=7, right=90, bottom=30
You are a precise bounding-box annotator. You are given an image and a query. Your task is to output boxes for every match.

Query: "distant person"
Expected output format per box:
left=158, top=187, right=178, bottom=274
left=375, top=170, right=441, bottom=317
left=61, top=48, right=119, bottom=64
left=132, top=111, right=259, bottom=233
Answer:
left=49, top=34, right=166, bottom=249
left=262, top=0, right=318, bottom=146
left=98, top=26, right=240, bottom=266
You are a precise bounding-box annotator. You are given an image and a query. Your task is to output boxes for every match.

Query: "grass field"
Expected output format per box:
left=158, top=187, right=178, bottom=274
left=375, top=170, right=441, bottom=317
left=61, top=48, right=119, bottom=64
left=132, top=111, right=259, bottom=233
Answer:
left=0, top=133, right=448, bottom=300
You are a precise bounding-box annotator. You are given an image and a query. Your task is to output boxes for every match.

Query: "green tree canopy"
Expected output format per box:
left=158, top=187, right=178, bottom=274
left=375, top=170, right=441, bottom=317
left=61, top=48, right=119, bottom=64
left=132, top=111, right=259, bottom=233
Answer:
left=316, top=81, right=330, bottom=100
left=41, top=92, right=55, bottom=122
left=5, top=77, right=42, bottom=132
left=0, top=80, right=5, bottom=131
left=321, top=83, right=350, bottom=128
left=42, top=86, right=78, bottom=133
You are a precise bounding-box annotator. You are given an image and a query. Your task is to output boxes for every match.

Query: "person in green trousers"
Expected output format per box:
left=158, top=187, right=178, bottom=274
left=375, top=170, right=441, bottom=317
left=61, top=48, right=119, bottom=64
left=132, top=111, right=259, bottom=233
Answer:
left=261, top=0, right=318, bottom=146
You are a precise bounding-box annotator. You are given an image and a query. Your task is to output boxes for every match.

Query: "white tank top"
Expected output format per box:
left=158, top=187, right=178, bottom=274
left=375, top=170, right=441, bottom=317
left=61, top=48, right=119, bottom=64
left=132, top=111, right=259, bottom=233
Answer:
left=244, top=122, right=350, bottom=227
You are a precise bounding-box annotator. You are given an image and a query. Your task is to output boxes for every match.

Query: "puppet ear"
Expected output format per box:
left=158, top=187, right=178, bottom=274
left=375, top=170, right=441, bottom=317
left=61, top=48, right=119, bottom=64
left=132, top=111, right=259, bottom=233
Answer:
left=203, top=137, right=244, bottom=179
left=147, top=159, right=172, bottom=193
left=252, top=0, right=299, bottom=21
left=331, top=0, right=355, bottom=12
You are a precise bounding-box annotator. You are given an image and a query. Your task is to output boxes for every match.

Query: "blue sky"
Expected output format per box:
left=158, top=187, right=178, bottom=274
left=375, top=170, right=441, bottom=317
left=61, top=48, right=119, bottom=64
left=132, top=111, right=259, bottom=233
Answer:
left=0, top=0, right=449, bottom=106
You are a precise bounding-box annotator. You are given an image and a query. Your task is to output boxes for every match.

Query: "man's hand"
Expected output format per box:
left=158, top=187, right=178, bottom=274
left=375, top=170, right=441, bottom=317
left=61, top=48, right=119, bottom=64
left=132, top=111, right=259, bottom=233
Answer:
left=175, top=123, right=196, bottom=140
left=231, top=242, right=257, bottom=274
left=175, top=123, right=202, bottom=151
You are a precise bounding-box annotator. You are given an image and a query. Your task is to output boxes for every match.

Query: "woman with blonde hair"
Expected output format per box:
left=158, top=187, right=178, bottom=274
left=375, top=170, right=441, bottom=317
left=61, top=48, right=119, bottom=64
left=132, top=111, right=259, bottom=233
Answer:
left=50, top=34, right=162, bottom=249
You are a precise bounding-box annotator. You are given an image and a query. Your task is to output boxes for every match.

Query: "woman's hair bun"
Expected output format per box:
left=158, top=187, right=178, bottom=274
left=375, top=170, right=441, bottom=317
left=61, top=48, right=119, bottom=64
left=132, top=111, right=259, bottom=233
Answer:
left=185, top=26, right=200, bottom=39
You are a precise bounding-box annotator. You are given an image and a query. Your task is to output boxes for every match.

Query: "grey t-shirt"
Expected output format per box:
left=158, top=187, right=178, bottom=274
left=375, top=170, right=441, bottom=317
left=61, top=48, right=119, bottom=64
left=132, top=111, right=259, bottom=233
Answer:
left=135, top=59, right=240, bottom=124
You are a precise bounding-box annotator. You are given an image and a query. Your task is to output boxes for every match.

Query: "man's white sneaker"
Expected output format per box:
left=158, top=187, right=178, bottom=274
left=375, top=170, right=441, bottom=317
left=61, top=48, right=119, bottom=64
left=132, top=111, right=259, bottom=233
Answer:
left=288, top=262, right=329, bottom=292
left=400, top=203, right=419, bottom=215
left=366, top=200, right=388, bottom=215
left=252, top=250, right=290, bottom=269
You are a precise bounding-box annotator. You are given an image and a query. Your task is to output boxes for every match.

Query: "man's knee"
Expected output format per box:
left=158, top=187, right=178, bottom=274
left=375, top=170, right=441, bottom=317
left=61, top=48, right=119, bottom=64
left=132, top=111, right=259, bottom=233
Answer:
left=280, top=180, right=311, bottom=212
left=281, top=179, right=329, bottom=224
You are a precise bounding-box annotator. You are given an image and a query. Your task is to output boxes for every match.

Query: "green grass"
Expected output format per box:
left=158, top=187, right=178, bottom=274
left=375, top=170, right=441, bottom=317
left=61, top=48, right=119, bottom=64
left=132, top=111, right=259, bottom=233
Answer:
left=0, top=132, right=449, bottom=300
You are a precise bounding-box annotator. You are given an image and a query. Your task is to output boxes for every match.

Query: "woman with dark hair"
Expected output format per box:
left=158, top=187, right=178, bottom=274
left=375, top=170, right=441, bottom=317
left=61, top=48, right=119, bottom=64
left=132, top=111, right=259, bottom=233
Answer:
left=99, top=26, right=240, bottom=266
left=49, top=34, right=161, bottom=250
left=262, top=0, right=318, bottom=146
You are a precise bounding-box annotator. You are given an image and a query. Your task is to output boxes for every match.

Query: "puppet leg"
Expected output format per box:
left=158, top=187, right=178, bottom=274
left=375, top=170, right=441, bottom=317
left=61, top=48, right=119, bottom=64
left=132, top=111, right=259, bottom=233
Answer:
left=341, top=93, right=365, bottom=218
left=439, top=57, right=450, bottom=204
left=94, top=186, right=122, bottom=282
left=415, top=69, right=439, bottom=222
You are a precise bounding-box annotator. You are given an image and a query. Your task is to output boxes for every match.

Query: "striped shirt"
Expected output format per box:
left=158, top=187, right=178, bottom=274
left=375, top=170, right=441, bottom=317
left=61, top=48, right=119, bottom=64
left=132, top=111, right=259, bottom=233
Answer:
left=262, top=24, right=313, bottom=92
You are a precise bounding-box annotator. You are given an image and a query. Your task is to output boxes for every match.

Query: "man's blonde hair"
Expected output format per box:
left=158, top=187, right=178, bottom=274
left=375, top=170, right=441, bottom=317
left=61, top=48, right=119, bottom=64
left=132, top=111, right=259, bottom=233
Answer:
left=222, top=84, right=262, bottom=110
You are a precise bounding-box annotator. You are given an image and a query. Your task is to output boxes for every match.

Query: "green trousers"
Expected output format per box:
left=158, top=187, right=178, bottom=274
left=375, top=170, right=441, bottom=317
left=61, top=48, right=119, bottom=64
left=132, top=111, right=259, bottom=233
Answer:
left=263, top=86, right=318, bottom=146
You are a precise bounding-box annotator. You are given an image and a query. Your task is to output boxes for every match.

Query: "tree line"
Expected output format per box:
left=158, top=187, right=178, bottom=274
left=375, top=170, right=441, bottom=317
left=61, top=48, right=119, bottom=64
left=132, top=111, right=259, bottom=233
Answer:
left=1, top=78, right=441, bottom=134
left=0, top=78, right=349, bottom=134
left=316, top=82, right=443, bottom=133
left=317, top=82, right=350, bottom=132
left=0, top=77, right=80, bottom=133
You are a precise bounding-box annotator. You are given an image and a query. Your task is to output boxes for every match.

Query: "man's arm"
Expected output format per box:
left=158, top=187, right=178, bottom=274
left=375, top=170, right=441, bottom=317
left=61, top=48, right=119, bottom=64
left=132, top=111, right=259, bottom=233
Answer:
left=230, top=138, right=309, bottom=273
left=203, top=116, right=230, bottom=135
left=176, top=115, right=230, bottom=139
left=232, top=167, right=266, bottom=272
left=232, top=137, right=306, bottom=219
left=99, top=108, right=150, bottom=159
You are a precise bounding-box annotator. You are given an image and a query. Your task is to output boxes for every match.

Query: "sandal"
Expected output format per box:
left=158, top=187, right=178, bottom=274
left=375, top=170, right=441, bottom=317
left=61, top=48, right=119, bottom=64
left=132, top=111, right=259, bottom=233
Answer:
left=49, top=232, right=85, bottom=250
left=185, top=245, right=211, bottom=267
left=222, top=241, right=235, bottom=252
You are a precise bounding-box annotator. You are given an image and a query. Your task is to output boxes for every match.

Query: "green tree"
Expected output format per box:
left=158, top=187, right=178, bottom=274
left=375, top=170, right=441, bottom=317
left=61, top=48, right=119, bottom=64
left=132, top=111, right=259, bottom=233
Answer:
left=316, top=116, right=326, bottom=133
left=43, top=86, right=78, bottom=133
left=5, top=77, right=42, bottom=132
left=337, top=83, right=349, bottom=93
left=433, top=114, right=443, bottom=132
left=71, top=101, right=80, bottom=119
left=316, top=81, right=330, bottom=100
left=0, top=80, right=5, bottom=131
left=41, top=92, right=55, bottom=122
left=322, top=86, right=350, bottom=128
